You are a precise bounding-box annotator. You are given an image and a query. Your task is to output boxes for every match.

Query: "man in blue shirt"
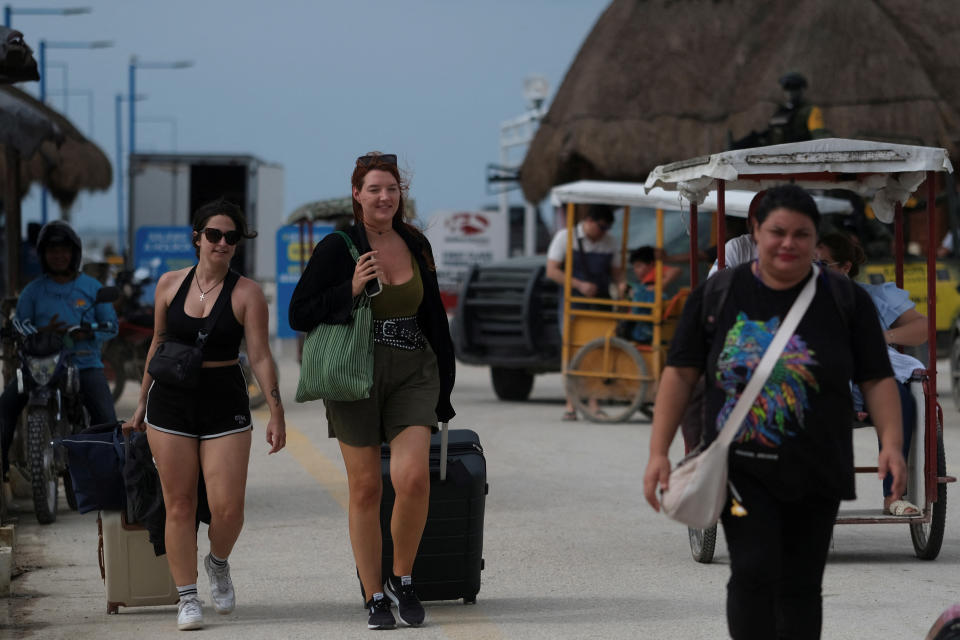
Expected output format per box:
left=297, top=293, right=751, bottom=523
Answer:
left=1, top=221, right=118, bottom=480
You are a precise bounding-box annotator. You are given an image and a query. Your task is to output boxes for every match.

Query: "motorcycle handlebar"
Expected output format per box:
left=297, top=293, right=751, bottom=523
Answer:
left=67, top=321, right=117, bottom=335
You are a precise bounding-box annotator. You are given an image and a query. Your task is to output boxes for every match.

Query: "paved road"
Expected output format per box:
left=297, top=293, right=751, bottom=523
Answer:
left=2, top=348, right=959, bottom=638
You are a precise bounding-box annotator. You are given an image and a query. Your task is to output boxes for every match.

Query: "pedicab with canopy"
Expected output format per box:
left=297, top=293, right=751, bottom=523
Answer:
left=551, top=181, right=852, bottom=424
left=643, top=137, right=957, bottom=562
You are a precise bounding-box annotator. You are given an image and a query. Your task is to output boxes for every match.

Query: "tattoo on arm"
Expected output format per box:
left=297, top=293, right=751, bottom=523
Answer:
left=271, top=387, right=282, bottom=408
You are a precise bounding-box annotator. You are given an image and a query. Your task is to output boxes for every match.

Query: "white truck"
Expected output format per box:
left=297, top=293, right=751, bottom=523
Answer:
left=128, top=152, right=284, bottom=280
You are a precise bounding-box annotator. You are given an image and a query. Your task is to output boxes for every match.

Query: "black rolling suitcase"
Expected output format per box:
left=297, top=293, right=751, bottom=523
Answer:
left=379, top=423, right=487, bottom=604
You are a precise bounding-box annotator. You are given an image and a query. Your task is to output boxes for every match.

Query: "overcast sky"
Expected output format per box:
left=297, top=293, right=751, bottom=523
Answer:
left=9, top=0, right=609, bottom=232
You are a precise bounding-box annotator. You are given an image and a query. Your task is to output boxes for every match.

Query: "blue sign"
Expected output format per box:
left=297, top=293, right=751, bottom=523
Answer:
left=276, top=223, right=335, bottom=338
left=134, top=226, right=196, bottom=304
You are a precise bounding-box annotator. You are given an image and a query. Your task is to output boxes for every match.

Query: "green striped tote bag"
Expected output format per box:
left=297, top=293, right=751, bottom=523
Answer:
left=295, top=232, right=374, bottom=403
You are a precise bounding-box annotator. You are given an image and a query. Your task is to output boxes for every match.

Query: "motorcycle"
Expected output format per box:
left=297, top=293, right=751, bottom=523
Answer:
left=102, top=268, right=267, bottom=409
left=6, top=286, right=119, bottom=524
left=102, top=268, right=154, bottom=402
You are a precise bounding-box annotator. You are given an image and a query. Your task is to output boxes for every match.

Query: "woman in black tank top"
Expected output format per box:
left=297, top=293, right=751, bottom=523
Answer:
left=124, top=199, right=286, bottom=631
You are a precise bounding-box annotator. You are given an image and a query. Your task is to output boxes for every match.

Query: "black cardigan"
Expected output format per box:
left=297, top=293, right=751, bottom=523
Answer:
left=288, top=224, right=455, bottom=422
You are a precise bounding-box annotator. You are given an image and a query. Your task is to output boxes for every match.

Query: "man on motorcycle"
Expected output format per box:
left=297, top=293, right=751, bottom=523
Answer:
left=0, top=221, right=118, bottom=481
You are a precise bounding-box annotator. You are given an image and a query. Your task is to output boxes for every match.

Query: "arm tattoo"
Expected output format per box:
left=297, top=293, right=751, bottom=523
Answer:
left=271, top=387, right=282, bottom=408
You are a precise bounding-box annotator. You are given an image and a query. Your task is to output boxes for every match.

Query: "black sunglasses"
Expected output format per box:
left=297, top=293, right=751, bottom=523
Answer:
left=356, top=153, right=397, bottom=167
left=201, top=227, right=241, bottom=245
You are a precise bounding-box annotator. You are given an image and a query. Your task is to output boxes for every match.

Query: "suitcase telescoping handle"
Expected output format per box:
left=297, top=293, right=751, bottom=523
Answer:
left=439, top=422, right=448, bottom=482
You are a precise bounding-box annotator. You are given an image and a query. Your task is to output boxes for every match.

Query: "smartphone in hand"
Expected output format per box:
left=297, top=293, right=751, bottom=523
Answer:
left=365, top=277, right=383, bottom=297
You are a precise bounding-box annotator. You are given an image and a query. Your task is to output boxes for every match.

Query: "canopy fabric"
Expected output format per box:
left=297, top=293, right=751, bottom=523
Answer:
left=643, top=138, right=953, bottom=222
left=550, top=180, right=853, bottom=218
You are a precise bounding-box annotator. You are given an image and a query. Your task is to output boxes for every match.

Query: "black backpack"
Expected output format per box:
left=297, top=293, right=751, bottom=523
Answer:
left=679, top=265, right=856, bottom=450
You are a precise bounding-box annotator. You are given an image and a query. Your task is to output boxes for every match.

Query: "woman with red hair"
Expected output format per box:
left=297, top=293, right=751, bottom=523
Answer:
left=289, top=152, right=455, bottom=630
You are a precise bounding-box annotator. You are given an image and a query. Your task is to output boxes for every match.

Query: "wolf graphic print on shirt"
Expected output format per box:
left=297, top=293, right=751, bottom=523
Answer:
left=715, top=312, right=819, bottom=447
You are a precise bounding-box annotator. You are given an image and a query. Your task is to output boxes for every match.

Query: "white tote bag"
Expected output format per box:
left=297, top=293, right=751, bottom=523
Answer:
left=660, top=266, right=819, bottom=529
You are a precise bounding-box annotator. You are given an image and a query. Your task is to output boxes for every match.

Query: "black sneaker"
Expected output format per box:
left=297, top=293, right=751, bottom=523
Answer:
left=384, top=575, right=425, bottom=627
left=366, top=596, right=396, bottom=630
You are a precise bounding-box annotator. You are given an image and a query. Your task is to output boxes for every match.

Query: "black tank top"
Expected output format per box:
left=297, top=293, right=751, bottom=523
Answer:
left=165, top=266, right=244, bottom=361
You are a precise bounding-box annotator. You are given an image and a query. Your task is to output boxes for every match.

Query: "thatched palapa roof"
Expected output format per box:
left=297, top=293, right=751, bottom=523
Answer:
left=521, top=0, right=960, bottom=203
left=286, top=196, right=418, bottom=225
left=0, top=85, right=111, bottom=208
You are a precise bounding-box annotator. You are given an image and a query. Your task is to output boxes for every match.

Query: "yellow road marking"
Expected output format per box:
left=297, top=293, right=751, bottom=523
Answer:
left=281, top=424, right=350, bottom=511
left=274, top=413, right=502, bottom=640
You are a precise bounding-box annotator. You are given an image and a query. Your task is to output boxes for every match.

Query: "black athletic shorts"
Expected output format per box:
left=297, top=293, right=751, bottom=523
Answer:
left=146, top=364, right=252, bottom=439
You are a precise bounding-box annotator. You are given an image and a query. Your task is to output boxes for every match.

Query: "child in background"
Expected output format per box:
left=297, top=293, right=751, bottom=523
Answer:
left=628, top=246, right=681, bottom=343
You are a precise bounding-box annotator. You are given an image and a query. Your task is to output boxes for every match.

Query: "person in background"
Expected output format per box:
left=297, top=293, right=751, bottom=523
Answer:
left=644, top=185, right=906, bottom=639
left=626, top=246, right=682, bottom=343
left=707, top=191, right=765, bottom=277
left=937, top=231, right=956, bottom=258
left=1, top=221, right=117, bottom=484
left=288, top=152, right=455, bottom=630
left=817, top=231, right=926, bottom=516
left=545, top=204, right=623, bottom=421
left=730, top=72, right=830, bottom=149
left=126, top=198, right=286, bottom=631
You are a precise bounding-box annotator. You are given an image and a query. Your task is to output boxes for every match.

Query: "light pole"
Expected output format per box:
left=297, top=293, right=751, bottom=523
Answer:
left=115, top=92, right=147, bottom=261
left=40, top=59, right=67, bottom=106
left=126, top=57, right=192, bottom=265
left=128, top=56, right=192, bottom=156
left=38, top=40, right=112, bottom=104
left=3, top=5, right=90, bottom=28
left=47, top=88, right=94, bottom=134
left=36, top=40, right=112, bottom=224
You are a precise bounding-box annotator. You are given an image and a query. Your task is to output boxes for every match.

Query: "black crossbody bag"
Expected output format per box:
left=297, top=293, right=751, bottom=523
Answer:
left=147, top=270, right=237, bottom=388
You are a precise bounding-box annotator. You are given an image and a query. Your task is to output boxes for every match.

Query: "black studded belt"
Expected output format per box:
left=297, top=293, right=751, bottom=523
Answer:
left=373, top=316, right=426, bottom=351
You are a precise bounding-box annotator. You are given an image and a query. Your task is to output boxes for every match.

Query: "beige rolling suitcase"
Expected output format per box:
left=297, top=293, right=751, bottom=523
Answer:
left=97, top=510, right=178, bottom=614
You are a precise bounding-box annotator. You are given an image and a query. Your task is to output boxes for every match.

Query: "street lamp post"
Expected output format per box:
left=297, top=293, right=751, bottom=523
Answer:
left=46, top=88, right=94, bottom=134
left=115, top=92, right=147, bottom=261
left=36, top=39, right=112, bottom=224
left=3, top=5, right=90, bottom=27
left=38, top=40, right=112, bottom=104
left=126, top=57, right=192, bottom=264
left=128, top=57, right=192, bottom=156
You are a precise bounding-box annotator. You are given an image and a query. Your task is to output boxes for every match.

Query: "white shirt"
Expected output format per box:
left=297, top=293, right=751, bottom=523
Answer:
left=708, top=234, right=757, bottom=277
left=546, top=222, right=621, bottom=269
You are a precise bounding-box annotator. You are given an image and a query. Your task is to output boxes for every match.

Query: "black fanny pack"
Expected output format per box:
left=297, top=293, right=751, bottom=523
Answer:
left=148, top=268, right=237, bottom=388
left=373, top=316, right=425, bottom=351
left=147, top=340, right=204, bottom=388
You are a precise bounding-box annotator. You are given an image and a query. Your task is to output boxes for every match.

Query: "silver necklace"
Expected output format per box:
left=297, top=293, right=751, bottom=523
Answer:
left=195, top=273, right=225, bottom=301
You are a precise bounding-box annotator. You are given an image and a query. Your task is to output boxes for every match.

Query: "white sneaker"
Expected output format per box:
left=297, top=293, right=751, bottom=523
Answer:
left=204, top=553, right=236, bottom=614
left=177, top=594, right=204, bottom=631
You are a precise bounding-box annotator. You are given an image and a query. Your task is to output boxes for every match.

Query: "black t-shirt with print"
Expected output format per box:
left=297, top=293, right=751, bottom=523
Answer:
left=667, top=263, right=893, bottom=501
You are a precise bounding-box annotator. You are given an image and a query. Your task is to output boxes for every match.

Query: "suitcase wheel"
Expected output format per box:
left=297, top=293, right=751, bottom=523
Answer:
left=463, top=595, right=477, bottom=605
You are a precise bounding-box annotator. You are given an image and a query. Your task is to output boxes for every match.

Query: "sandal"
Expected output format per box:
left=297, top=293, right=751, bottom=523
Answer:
left=562, top=410, right=578, bottom=422
left=883, top=499, right=921, bottom=516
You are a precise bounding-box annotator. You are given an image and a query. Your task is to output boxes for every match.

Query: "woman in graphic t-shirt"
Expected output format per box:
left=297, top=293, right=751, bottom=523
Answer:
left=643, top=185, right=907, bottom=640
